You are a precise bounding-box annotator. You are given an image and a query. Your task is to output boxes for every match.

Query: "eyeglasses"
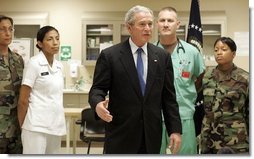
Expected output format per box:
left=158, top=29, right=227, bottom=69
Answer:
left=0, top=27, right=15, bottom=34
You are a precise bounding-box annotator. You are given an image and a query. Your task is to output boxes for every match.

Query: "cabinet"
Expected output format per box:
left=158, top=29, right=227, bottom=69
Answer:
left=155, top=23, right=224, bottom=55
left=176, top=25, right=186, bottom=41
left=201, top=21, right=225, bottom=66
left=63, top=92, right=89, bottom=108
left=62, top=92, right=89, bottom=144
left=202, top=24, right=222, bottom=55
left=82, top=11, right=226, bottom=66
left=82, top=20, right=136, bottom=66
left=84, top=22, right=114, bottom=66
left=82, top=12, right=158, bottom=66
left=154, top=13, right=226, bottom=66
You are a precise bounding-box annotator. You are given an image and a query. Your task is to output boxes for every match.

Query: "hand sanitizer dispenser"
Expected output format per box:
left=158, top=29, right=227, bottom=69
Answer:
left=68, top=59, right=81, bottom=78
left=70, top=63, right=78, bottom=78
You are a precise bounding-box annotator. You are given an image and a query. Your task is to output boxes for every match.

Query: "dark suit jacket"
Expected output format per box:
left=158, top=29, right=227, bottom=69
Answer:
left=89, top=40, right=182, bottom=154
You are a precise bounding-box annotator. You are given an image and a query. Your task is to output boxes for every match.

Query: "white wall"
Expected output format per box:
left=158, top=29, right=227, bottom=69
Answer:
left=0, top=0, right=249, bottom=85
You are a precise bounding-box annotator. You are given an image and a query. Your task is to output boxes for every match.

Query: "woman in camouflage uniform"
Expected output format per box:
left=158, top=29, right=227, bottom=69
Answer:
left=201, top=37, right=249, bottom=154
left=0, top=15, right=24, bottom=154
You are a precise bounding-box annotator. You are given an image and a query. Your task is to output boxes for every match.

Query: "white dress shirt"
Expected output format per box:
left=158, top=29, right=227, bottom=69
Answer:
left=129, top=38, right=148, bottom=83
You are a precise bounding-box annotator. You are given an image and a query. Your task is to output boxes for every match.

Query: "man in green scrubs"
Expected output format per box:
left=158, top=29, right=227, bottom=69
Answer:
left=155, top=7, right=205, bottom=154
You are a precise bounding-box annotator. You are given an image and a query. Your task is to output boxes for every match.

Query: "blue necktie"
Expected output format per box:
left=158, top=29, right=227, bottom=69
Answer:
left=137, top=48, right=146, bottom=96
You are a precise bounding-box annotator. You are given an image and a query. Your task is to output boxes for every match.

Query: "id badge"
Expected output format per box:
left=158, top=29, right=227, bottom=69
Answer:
left=181, top=71, right=190, bottom=78
left=41, top=72, right=49, bottom=76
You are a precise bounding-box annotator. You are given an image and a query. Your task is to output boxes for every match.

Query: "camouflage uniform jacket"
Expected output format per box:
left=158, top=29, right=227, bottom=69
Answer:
left=0, top=49, right=24, bottom=138
left=201, top=65, right=249, bottom=154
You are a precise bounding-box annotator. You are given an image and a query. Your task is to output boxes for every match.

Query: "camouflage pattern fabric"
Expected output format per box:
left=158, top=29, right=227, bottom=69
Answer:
left=200, top=65, right=249, bottom=154
left=0, top=49, right=24, bottom=154
left=0, top=136, right=22, bottom=154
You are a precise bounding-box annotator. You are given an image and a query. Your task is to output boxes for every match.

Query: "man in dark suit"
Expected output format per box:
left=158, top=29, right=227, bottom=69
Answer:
left=89, top=5, right=182, bottom=154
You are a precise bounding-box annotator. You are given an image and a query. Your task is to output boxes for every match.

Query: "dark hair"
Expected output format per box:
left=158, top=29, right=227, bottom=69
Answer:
left=214, top=37, right=237, bottom=52
left=0, top=15, right=13, bottom=26
left=36, top=25, right=59, bottom=50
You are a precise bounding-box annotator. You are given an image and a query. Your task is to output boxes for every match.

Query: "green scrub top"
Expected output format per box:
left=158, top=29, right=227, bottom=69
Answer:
left=156, top=39, right=205, bottom=119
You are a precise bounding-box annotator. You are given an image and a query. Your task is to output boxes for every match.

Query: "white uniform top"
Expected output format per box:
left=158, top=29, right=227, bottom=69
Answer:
left=22, top=52, right=66, bottom=136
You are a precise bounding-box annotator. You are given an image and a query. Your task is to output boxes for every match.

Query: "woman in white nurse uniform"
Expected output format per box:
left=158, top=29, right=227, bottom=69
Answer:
left=18, top=26, right=66, bottom=154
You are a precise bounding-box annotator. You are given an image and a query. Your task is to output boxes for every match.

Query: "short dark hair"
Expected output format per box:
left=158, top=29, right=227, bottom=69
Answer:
left=214, top=37, right=237, bottom=52
left=0, top=15, right=14, bottom=26
left=36, top=25, right=59, bottom=50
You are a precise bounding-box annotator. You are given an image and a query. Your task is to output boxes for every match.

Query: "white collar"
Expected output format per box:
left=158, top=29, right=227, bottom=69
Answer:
left=128, top=38, right=148, bottom=55
left=38, top=51, right=61, bottom=72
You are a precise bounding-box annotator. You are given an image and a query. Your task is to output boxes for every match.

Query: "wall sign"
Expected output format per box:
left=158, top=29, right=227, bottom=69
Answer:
left=60, top=46, right=72, bottom=61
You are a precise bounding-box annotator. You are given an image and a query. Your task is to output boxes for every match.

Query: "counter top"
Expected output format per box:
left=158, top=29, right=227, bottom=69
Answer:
left=63, top=89, right=89, bottom=94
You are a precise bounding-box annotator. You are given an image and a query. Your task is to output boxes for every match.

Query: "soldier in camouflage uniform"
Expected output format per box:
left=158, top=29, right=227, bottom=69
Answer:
left=201, top=37, right=249, bottom=154
left=0, top=15, right=24, bottom=154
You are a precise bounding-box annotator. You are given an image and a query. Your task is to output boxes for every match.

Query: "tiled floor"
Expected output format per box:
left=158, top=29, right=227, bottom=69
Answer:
left=60, top=147, right=104, bottom=154
left=60, top=142, right=104, bottom=154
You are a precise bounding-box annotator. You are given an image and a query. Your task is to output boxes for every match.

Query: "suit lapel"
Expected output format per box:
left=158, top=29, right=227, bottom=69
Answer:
left=144, top=44, right=159, bottom=98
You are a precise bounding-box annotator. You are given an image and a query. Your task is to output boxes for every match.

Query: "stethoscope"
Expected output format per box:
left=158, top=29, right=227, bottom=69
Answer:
left=176, top=39, right=190, bottom=65
left=176, top=38, right=185, bottom=54
left=156, top=38, right=191, bottom=76
left=156, top=38, right=188, bottom=64
left=156, top=38, right=185, bottom=54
